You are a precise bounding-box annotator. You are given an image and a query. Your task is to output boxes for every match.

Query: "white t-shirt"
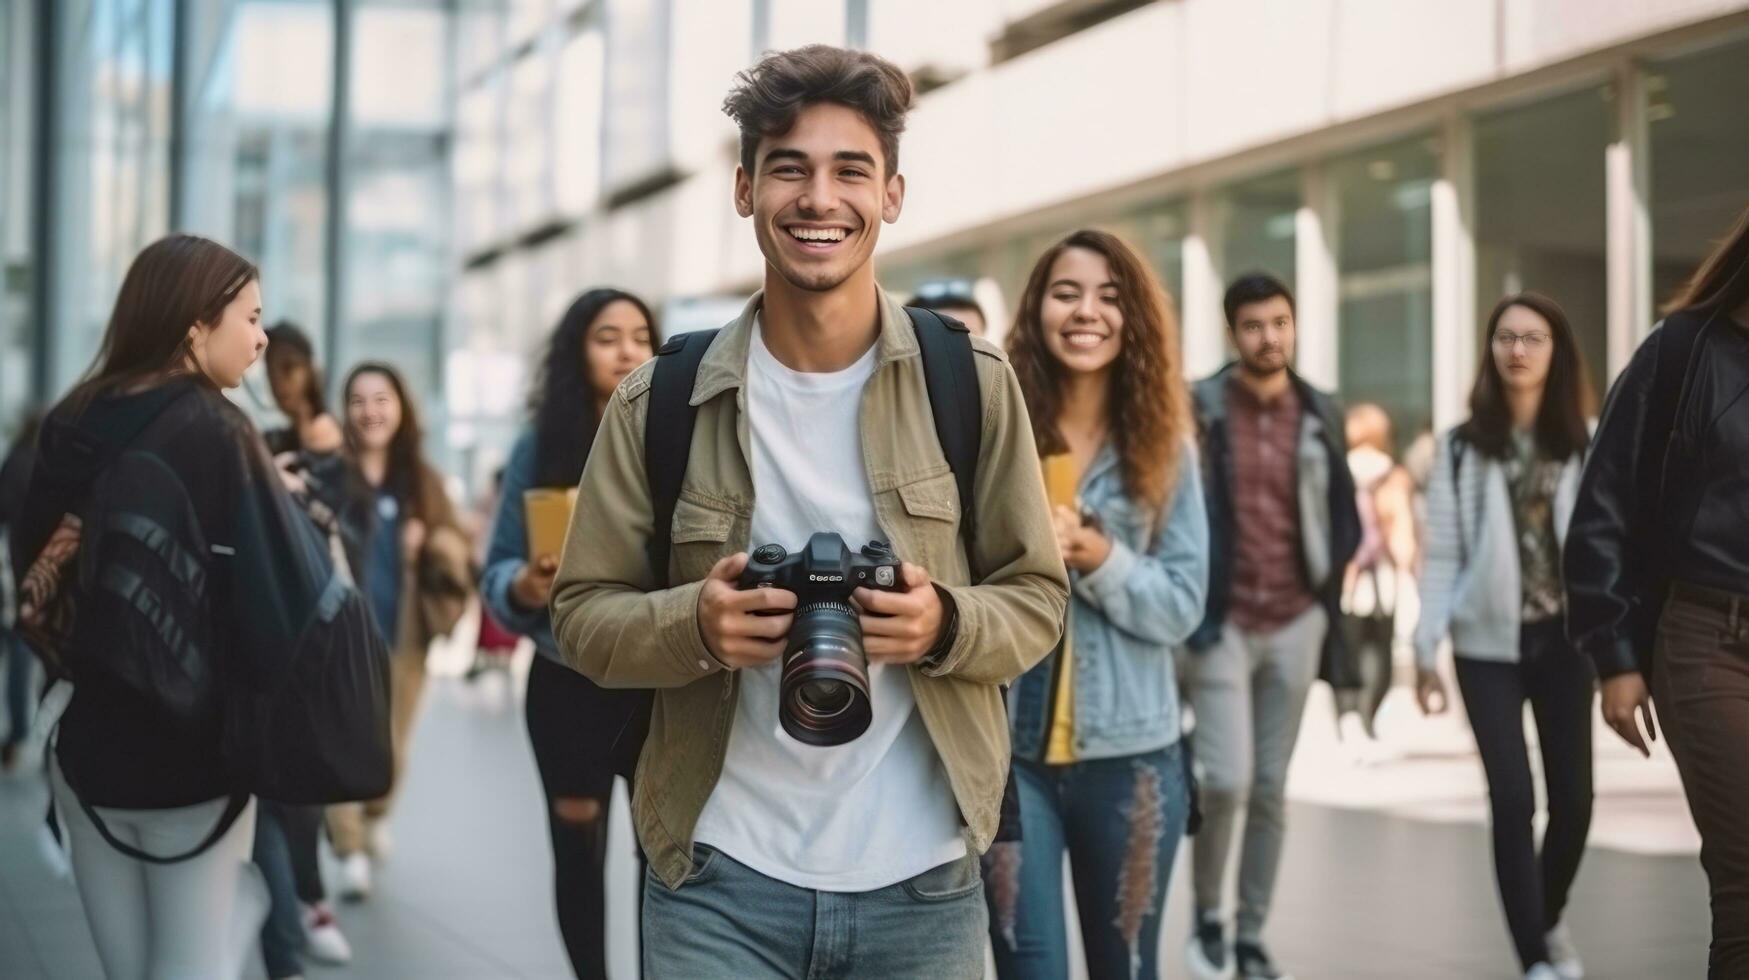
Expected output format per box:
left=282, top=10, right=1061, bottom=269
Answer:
left=689, top=319, right=967, bottom=892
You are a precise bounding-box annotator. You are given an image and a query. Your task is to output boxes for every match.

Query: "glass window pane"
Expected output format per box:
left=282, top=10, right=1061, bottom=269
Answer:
left=1135, top=199, right=1187, bottom=314
left=1474, top=84, right=1610, bottom=400
left=1647, top=36, right=1749, bottom=312
left=1218, top=169, right=1299, bottom=294
left=1332, top=135, right=1438, bottom=452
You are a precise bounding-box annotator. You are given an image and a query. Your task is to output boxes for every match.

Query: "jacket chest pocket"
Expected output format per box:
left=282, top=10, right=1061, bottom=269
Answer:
left=671, top=497, right=741, bottom=584
left=885, top=472, right=963, bottom=581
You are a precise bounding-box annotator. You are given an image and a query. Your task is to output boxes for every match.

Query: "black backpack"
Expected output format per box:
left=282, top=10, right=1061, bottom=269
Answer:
left=26, top=390, right=392, bottom=863
left=644, top=308, right=1022, bottom=842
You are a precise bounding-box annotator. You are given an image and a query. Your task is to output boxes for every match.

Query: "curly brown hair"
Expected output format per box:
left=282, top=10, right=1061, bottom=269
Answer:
left=1008, top=229, right=1190, bottom=513
left=722, top=45, right=914, bottom=176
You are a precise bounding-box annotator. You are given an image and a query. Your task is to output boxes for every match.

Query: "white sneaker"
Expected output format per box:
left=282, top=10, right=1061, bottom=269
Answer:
left=1526, top=964, right=1560, bottom=980
left=368, top=822, right=394, bottom=862
left=302, top=903, right=354, bottom=964
left=340, top=852, right=372, bottom=902
left=1545, top=923, right=1584, bottom=979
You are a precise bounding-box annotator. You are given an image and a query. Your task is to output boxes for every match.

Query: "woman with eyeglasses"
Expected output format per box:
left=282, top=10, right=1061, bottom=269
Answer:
left=1412, top=293, right=1596, bottom=980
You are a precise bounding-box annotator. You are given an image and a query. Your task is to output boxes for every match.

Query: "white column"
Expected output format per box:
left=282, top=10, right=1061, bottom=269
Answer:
left=1606, top=60, right=1653, bottom=380
left=1432, top=110, right=1478, bottom=432
left=1181, top=190, right=1225, bottom=378
left=1295, top=163, right=1339, bottom=391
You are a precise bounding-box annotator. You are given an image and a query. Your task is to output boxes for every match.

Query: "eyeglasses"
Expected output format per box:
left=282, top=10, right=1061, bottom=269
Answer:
left=1492, top=331, right=1551, bottom=351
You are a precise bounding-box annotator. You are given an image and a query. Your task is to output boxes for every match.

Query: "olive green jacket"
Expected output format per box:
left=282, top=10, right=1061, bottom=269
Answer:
left=550, top=288, right=1068, bottom=889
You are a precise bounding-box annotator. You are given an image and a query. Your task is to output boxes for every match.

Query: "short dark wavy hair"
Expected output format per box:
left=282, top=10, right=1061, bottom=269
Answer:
left=722, top=45, right=914, bottom=176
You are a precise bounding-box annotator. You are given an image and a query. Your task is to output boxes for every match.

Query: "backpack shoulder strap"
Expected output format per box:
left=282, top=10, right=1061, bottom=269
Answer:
left=1447, top=431, right=1469, bottom=568
left=905, top=307, right=982, bottom=568
left=645, top=329, right=719, bottom=590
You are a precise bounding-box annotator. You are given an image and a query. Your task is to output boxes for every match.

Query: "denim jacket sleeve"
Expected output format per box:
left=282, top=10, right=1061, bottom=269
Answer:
left=480, top=428, right=554, bottom=643
left=1072, top=441, right=1208, bottom=646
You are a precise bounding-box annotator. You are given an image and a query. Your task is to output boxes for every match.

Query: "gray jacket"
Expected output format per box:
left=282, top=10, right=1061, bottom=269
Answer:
left=1413, top=430, right=1580, bottom=669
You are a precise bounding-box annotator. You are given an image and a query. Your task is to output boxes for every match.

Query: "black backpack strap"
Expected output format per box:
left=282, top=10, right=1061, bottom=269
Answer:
left=1447, top=431, right=1468, bottom=568
left=905, top=307, right=981, bottom=568
left=645, top=329, right=719, bottom=590
left=59, top=751, right=249, bottom=864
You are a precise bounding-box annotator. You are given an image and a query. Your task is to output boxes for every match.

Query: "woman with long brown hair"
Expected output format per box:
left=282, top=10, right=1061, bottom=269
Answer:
left=986, top=229, right=1207, bottom=979
left=327, top=362, right=473, bottom=900
left=1567, top=205, right=1749, bottom=977
left=1415, top=292, right=1596, bottom=980
left=14, top=234, right=275, bottom=977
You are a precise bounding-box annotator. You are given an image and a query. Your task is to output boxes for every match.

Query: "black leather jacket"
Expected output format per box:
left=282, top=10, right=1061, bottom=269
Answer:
left=1565, top=308, right=1749, bottom=678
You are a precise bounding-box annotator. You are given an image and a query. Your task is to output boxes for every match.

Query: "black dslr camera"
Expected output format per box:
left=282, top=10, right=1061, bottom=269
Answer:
left=738, top=532, right=905, bottom=747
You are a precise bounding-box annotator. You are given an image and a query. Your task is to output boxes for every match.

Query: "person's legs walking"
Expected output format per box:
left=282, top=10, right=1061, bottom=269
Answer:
left=1186, top=625, right=1254, bottom=914
left=1063, top=746, right=1189, bottom=980
left=254, top=802, right=307, bottom=979
left=1359, top=616, right=1395, bottom=735
left=4, top=631, right=30, bottom=737
left=281, top=804, right=326, bottom=906
left=139, top=797, right=264, bottom=980
left=526, top=654, right=624, bottom=980
left=363, top=645, right=429, bottom=836
left=987, top=760, right=1070, bottom=979
left=1523, top=622, right=1595, bottom=934
left=1654, top=598, right=1749, bottom=977
left=51, top=759, right=151, bottom=980
left=1235, top=605, right=1322, bottom=948
left=1184, top=624, right=1254, bottom=976
left=1455, top=655, right=1550, bottom=971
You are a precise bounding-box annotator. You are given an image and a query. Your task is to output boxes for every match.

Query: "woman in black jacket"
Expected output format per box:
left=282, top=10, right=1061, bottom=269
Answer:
left=1565, top=204, right=1749, bottom=978
left=15, top=234, right=281, bottom=979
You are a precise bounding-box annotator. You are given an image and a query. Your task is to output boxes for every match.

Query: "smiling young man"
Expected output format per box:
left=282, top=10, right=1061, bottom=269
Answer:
left=1181, top=273, right=1361, bottom=980
left=548, top=46, right=1067, bottom=978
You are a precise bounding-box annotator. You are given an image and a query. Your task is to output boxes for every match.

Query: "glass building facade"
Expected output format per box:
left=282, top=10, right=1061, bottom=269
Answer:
left=4, top=1, right=1748, bottom=491
left=1, top=0, right=451, bottom=461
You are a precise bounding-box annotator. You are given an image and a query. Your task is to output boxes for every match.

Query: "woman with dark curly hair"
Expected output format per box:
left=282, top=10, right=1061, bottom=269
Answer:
left=988, top=229, right=1208, bottom=979
left=478, top=287, right=657, bottom=980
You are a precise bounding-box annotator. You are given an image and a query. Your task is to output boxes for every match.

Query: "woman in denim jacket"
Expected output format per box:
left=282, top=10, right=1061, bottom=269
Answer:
left=987, top=230, right=1209, bottom=980
left=479, top=288, right=658, bottom=980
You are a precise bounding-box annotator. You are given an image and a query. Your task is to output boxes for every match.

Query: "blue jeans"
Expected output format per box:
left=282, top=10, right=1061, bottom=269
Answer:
left=3, top=629, right=34, bottom=746
left=253, top=802, right=306, bottom=979
left=643, top=844, right=986, bottom=979
left=986, top=744, right=1190, bottom=980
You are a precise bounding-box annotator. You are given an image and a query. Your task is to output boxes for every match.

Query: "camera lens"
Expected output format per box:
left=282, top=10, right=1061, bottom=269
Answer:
left=798, top=680, right=851, bottom=716
left=779, top=599, right=872, bottom=746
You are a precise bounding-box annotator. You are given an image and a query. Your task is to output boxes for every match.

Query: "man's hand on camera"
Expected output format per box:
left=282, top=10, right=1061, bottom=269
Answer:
left=855, top=563, right=946, bottom=665
left=698, top=553, right=797, bottom=670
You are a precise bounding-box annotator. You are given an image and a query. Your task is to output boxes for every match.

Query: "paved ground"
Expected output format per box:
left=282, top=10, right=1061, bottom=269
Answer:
left=0, top=641, right=1713, bottom=979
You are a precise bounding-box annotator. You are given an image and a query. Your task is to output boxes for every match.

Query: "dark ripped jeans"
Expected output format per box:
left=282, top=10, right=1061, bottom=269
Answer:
left=525, top=654, right=648, bottom=980
left=985, top=743, right=1189, bottom=980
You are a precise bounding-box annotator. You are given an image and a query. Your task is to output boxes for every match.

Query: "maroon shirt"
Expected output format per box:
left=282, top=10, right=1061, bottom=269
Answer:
left=1226, top=376, right=1316, bottom=633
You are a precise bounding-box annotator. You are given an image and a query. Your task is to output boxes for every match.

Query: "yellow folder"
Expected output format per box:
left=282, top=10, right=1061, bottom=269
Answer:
left=1042, top=453, right=1080, bottom=510
left=524, top=488, right=579, bottom=561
